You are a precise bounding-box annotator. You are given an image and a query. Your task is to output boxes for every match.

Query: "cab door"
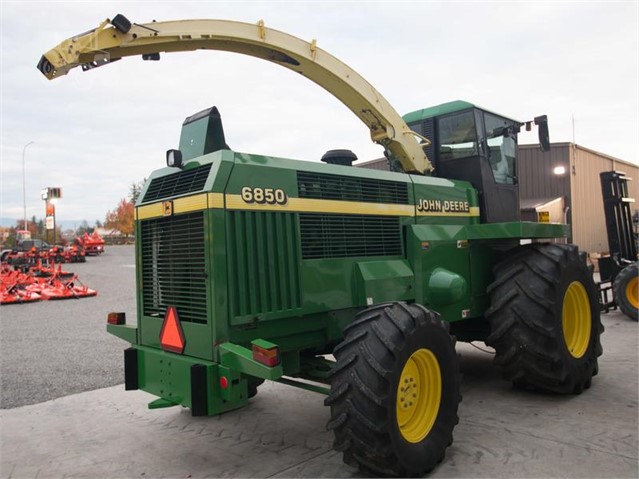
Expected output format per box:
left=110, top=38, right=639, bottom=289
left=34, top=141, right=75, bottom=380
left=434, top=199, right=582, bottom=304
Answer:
left=479, top=112, right=520, bottom=223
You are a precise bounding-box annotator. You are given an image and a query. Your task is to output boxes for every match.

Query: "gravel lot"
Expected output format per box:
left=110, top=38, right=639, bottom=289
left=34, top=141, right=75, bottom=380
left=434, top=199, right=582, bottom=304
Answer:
left=0, top=245, right=136, bottom=408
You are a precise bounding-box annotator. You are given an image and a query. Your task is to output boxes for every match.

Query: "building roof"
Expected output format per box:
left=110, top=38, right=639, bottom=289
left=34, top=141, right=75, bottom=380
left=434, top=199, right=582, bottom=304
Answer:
left=520, top=142, right=639, bottom=168
left=94, top=227, right=122, bottom=237
left=358, top=142, right=639, bottom=174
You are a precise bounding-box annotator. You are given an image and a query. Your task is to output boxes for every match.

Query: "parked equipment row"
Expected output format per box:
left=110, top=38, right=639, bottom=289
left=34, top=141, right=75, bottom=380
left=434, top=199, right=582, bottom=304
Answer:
left=0, top=262, right=97, bottom=305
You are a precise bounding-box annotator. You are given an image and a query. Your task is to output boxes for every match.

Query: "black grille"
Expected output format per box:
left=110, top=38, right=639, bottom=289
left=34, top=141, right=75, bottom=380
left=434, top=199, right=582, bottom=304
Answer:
left=140, top=212, right=207, bottom=324
left=142, top=164, right=212, bottom=203
left=300, top=214, right=402, bottom=259
left=297, top=172, right=408, bottom=204
left=408, top=120, right=435, bottom=164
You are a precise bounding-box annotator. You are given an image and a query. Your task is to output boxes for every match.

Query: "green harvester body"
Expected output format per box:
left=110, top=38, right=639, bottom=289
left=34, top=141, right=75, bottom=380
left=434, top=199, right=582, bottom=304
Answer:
left=108, top=101, right=567, bottom=416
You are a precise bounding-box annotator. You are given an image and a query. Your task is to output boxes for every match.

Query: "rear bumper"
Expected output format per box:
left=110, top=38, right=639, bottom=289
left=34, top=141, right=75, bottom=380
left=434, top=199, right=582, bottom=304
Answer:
left=124, top=346, right=228, bottom=416
left=124, top=345, right=248, bottom=416
left=119, top=343, right=285, bottom=417
left=109, top=323, right=284, bottom=416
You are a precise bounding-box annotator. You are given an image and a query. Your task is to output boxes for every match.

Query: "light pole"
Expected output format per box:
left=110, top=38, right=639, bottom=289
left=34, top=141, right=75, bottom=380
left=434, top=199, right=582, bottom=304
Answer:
left=22, top=141, right=35, bottom=231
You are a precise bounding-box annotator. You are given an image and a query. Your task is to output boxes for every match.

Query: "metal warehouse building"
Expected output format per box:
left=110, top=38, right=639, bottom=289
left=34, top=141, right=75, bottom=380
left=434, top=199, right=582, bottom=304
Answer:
left=519, top=143, right=638, bottom=253
left=357, top=142, right=639, bottom=254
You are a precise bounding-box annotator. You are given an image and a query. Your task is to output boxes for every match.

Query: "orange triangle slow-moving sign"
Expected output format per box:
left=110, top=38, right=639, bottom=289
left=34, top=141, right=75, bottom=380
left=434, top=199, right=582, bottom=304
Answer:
left=160, top=306, right=185, bottom=354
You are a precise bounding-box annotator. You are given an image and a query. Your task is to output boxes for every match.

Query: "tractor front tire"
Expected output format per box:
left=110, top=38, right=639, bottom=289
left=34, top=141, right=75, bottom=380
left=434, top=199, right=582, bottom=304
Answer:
left=247, top=378, right=264, bottom=399
left=486, top=244, right=603, bottom=394
left=326, top=302, right=460, bottom=476
left=613, top=262, right=638, bottom=320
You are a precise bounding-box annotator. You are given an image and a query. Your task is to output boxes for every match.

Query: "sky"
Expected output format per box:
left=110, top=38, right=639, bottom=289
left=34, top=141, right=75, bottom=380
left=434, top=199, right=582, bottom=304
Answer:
left=1, top=0, right=638, bottom=226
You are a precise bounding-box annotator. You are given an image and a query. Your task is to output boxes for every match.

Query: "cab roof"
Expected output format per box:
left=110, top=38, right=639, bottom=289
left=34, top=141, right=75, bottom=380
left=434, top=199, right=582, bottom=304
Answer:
left=403, top=100, right=519, bottom=124
left=402, top=100, right=475, bottom=124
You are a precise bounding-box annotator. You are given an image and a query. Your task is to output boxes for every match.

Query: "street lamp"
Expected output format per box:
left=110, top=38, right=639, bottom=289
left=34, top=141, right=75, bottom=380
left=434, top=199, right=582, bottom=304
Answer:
left=22, top=141, right=35, bottom=231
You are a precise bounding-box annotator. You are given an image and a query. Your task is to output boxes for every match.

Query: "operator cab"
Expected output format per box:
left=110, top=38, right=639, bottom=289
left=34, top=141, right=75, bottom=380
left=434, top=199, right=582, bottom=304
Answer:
left=404, top=101, right=549, bottom=224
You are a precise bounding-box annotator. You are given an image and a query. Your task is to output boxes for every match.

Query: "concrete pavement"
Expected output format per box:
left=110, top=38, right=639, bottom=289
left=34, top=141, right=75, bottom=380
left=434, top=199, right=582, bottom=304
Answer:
left=1, top=310, right=637, bottom=478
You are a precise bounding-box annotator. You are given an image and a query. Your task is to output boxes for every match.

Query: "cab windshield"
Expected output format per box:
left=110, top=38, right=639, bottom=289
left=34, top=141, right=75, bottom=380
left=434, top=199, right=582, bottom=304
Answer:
left=437, top=109, right=518, bottom=185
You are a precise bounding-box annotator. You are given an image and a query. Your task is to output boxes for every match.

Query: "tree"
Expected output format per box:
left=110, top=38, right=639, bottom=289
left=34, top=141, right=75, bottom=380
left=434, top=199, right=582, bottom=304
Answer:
left=76, top=220, right=91, bottom=236
left=128, top=179, right=146, bottom=204
left=105, top=198, right=134, bottom=237
left=5, top=226, right=17, bottom=247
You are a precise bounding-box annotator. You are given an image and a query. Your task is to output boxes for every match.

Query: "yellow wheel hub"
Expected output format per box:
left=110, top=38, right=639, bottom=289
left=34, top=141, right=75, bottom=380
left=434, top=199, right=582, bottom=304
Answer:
left=626, top=276, right=638, bottom=309
left=562, top=281, right=592, bottom=358
left=396, top=348, right=441, bottom=443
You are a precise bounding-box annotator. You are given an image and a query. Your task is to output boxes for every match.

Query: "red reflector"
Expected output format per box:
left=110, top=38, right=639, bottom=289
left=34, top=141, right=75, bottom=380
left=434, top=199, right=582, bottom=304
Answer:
left=107, top=312, right=126, bottom=325
left=160, top=306, right=185, bottom=354
left=220, top=376, right=229, bottom=389
left=252, top=344, right=280, bottom=367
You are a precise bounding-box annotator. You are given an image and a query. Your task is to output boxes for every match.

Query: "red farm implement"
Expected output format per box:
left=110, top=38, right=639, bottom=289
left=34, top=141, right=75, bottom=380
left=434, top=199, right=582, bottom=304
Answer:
left=76, top=232, right=105, bottom=256
left=48, top=245, right=86, bottom=264
left=0, top=262, right=96, bottom=305
left=0, top=267, right=41, bottom=304
left=3, top=246, right=85, bottom=271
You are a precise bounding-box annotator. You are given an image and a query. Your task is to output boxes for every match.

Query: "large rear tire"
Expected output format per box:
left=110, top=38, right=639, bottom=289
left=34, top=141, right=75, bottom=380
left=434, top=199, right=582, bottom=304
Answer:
left=326, top=302, right=460, bottom=476
left=613, top=262, right=638, bottom=320
left=486, top=244, right=603, bottom=394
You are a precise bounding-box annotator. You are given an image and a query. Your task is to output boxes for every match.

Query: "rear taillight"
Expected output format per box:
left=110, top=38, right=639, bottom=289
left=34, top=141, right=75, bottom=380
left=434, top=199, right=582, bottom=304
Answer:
left=107, top=312, right=125, bottom=325
left=252, top=340, right=280, bottom=367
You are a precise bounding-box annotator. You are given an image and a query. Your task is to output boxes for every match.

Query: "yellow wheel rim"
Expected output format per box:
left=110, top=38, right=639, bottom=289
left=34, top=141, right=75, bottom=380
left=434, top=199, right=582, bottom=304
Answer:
left=396, top=348, right=441, bottom=443
left=626, top=276, right=638, bottom=309
left=562, top=281, right=592, bottom=358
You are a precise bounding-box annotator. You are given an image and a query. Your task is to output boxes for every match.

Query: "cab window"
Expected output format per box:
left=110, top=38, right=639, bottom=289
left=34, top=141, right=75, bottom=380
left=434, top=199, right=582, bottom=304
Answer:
left=437, top=111, right=479, bottom=161
left=484, top=113, right=516, bottom=184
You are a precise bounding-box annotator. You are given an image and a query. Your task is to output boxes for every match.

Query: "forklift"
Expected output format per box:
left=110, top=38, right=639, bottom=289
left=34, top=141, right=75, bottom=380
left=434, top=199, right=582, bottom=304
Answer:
left=599, top=171, right=638, bottom=320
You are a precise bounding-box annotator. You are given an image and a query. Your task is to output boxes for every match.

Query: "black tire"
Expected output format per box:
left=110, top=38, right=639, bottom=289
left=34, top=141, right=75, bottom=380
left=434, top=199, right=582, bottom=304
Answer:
left=325, top=302, right=460, bottom=476
left=613, top=262, right=638, bottom=321
left=486, top=244, right=603, bottom=394
left=247, top=378, right=264, bottom=399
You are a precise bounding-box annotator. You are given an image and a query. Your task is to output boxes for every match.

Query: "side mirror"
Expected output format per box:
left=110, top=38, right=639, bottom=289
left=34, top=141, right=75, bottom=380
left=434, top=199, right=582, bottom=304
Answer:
left=534, top=115, right=550, bottom=152
left=166, top=149, right=183, bottom=168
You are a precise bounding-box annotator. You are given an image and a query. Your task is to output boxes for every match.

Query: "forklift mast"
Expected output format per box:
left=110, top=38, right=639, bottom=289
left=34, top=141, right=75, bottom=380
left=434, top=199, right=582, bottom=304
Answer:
left=599, top=171, right=637, bottom=281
